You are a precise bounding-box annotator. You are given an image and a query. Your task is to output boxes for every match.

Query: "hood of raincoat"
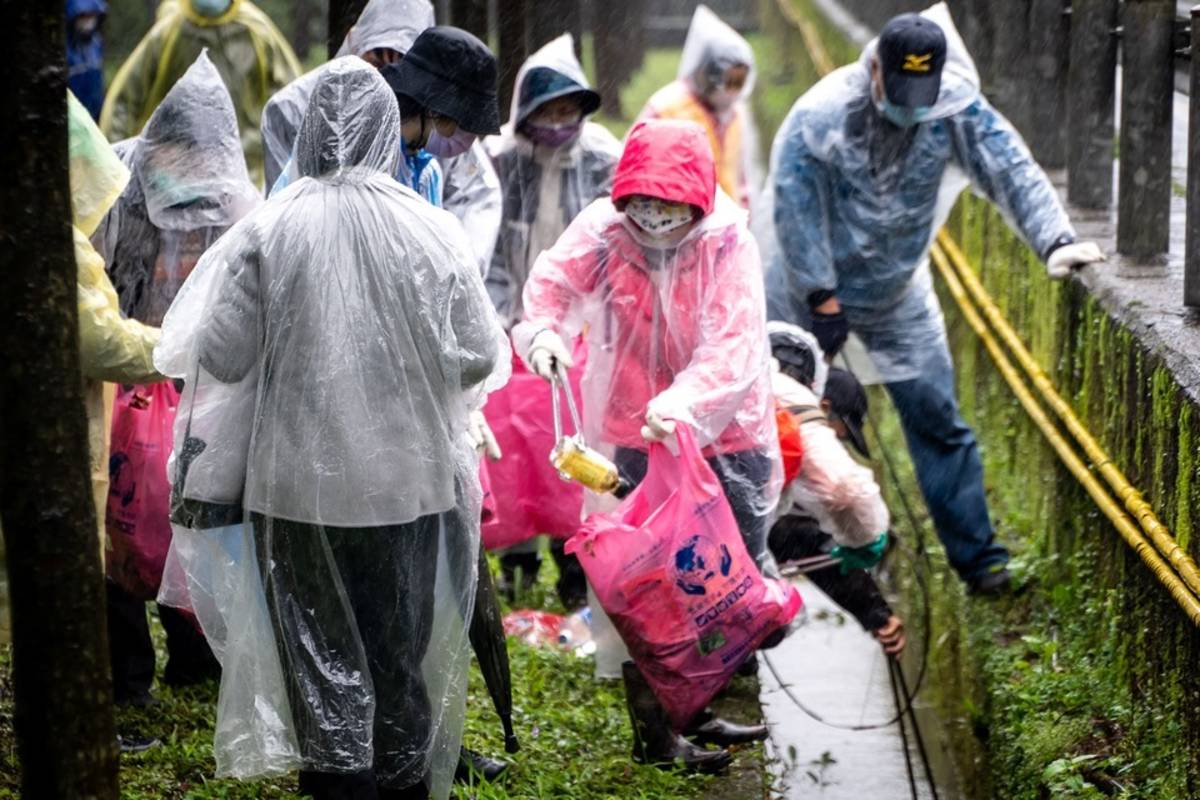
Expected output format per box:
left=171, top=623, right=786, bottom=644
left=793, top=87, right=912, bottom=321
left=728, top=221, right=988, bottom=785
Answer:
left=611, top=120, right=716, bottom=216
left=509, top=34, right=601, bottom=127
left=857, top=3, right=979, bottom=121
left=69, top=90, right=129, bottom=236
left=677, top=4, right=756, bottom=105
left=127, top=51, right=258, bottom=231
left=67, top=0, right=107, bottom=21
left=336, top=0, right=434, bottom=57
left=296, top=57, right=401, bottom=179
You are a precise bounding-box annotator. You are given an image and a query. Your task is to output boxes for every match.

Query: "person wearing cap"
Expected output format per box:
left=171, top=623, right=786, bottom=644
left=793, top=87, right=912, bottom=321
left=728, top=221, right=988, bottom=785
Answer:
left=760, top=5, right=1106, bottom=594
left=100, top=0, right=301, bottom=186
left=767, top=324, right=904, bottom=655
left=480, top=33, right=621, bottom=610
left=261, top=1, right=502, bottom=277
left=637, top=5, right=756, bottom=208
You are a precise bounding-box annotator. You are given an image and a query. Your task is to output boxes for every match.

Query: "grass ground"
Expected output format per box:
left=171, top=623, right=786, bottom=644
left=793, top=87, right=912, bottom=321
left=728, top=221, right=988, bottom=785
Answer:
left=0, top=544, right=766, bottom=799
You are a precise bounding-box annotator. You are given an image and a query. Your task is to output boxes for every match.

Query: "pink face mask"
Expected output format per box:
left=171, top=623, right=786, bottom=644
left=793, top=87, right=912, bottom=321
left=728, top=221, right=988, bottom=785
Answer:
left=522, top=120, right=583, bottom=148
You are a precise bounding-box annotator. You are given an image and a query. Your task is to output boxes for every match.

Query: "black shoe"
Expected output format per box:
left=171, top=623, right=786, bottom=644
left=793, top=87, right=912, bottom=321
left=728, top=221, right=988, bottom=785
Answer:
left=454, top=746, right=508, bottom=783
left=299, top=769, right=379, bottom=799
left=114, top=688, right=159, bottom=708
left=622, top=662, right=732, bottom=775
left=378, top=782, right=428, bottom=800
left=117, top=734, right=159, bottom=754
left=683, top=707, right=768, bottom=747
left=498, top=552, right=541, bottom=602
left=969, top=566, right=1012, bottom=596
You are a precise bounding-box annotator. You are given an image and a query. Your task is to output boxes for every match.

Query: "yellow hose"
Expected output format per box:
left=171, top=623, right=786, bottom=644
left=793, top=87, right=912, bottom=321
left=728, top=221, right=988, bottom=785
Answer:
left=930, top=246, right=1200, bottom=625
left=774, top=0, right=1200, bottom=623
left=935, top=232, right=1200, bottom=600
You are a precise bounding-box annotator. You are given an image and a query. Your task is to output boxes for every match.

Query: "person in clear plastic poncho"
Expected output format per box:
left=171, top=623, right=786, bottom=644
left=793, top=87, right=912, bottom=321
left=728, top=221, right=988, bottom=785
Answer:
left=260, top=0, right=501, bottom=275
left=154, top=59, right=509, bottom=800
left=68, top=91, right=164, bottom=548
left=100, top=0, right=301, bottom=186
left=94, top=50, right=258, bottom=708
left=480, top=32, right=621, bottom=607
left=513, top=119, right=779, bottom=770
left=637, top=5, right=757, bottom=209
left=759, top=5, right=1105, bottom=592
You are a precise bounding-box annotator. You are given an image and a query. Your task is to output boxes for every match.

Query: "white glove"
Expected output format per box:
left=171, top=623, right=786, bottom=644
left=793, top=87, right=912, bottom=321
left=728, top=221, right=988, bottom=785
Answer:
left=526, top=330, right=574, bottom=381
left=468, top=411, right=502, bottom=461
left=640, top=410, right=677, bottom=443
left=1046, top=241, right=1105, bottom=280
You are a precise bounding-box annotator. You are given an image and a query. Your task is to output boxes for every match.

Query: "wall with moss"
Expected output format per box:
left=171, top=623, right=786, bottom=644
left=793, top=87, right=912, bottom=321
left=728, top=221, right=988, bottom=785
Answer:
left=755, top=2, right=1200, bottom=797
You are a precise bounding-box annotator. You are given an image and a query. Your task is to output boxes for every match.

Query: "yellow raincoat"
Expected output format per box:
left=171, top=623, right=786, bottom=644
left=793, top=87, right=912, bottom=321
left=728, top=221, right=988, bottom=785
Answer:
left=69, top=92, right=164, bottom=546
left=99, top=0, right=301, bottom=186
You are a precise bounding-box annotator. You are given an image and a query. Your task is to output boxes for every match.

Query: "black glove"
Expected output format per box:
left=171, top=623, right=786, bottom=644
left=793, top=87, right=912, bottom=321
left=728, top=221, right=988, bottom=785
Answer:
left=811, top=309, right=849, bottom=357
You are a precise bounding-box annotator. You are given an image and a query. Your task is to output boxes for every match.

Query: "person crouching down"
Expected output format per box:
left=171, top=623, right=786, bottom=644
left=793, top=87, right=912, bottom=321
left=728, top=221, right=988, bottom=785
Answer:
left=768, top=323, right=904, bottom=656
left=512, top=119, right=779, bottom=773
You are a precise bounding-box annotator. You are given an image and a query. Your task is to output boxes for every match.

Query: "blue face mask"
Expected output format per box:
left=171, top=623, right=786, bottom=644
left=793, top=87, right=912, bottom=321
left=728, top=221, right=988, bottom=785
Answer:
left=875, top=94, right=931, bottom=128
left=192, top=0, right=233, bottom=18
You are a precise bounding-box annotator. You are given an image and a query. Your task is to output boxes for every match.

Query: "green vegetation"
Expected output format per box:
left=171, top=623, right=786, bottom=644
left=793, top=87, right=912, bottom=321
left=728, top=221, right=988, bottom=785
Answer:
left=0, top=544, right=763, bottom=799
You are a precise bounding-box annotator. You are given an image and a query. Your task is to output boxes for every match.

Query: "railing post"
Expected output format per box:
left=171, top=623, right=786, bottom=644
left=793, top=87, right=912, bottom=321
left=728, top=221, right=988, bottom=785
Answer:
left=1186, top=6, right=1200, bottom=305
left=1117, top=0, right=1175, bottom=260
left=1067, top=0, right=1119, bottom=208
left=1026, top=0, right=1070, bottom=167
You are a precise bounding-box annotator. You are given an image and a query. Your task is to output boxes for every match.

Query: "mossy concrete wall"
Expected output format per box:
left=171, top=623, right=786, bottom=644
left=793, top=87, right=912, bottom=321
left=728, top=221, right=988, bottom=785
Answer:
left=756, top=1, right=1200, bottom=796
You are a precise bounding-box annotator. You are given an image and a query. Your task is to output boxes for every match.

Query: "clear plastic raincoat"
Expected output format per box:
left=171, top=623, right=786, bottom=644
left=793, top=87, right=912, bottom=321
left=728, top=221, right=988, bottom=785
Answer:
left=96, top=52, right=260, bottom=327
left=637, top=5, right=757, bottom=208
left=761, top=3, right=1073, bottom=383
left=154, top=60, right=509, bottom=795
left=512, top=120, right=780, bottom=562
left=485, top=33, right=621, bottom=325
left=260, top=0, right=502, bottom=275
left=100, top=0, right=301, bottom=186
left=68, top=91, right=164, bottom=544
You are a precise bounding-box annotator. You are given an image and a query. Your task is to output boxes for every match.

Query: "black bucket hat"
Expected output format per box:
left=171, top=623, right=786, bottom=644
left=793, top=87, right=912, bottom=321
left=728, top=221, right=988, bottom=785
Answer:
left=823, top=367, right=871, bottom=458
left=385, top=25, right=500, bottom=135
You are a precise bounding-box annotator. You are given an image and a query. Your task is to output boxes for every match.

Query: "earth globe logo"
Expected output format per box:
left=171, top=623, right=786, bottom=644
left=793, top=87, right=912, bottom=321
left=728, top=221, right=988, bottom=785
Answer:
left=673, top=534, right=733, bottom=596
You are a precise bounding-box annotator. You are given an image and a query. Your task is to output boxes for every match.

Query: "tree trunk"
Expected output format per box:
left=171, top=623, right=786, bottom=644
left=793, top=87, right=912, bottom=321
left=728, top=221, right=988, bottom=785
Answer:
left=497, top=0, right=528, bottom=116
left=0, top=4, right=119, bottom=798
left=450, top=0, right=489, bottom=41
left=292, top=0, right=317, bottom=65
left=329, top=0, right=370, bottom=59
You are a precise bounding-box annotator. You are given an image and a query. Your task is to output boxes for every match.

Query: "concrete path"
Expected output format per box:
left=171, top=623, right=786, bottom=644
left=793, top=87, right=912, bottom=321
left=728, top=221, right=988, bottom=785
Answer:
left=758, top=577, right=955, bottom=799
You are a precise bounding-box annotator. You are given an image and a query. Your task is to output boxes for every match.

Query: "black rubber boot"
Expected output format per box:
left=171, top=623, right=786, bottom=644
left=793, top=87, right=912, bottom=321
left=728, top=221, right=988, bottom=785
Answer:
left=297, top=769, right=379, bottom=799
left=622, top=661, right=732, bottom=774
left=455, top=746, right=508, bottom=783
left=498, top=551, right=540, bottom=602
left=683, top=707, right=768, bottom=746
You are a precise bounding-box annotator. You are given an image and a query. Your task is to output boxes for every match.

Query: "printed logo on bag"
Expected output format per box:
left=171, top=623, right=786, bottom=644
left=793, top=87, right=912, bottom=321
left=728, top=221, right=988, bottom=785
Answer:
left=109, top=452, right=137, bottom=508
left=673, top=535, right=733, bottom=596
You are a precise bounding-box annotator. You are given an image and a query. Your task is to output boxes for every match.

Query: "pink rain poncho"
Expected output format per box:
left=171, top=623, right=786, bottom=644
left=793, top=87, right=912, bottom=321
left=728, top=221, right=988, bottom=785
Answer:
left=513, top=119, right=780, bottom=558
left=155, top=59, right=509, bottom=797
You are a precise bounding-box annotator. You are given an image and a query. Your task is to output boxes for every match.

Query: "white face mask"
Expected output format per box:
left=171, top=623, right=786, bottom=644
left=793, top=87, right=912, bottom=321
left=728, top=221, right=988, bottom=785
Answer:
left=624, top=196, right=694, bottom=236
left=424, top=127, right=476, bottom=159
left=705, top=88, right=739, bottom=114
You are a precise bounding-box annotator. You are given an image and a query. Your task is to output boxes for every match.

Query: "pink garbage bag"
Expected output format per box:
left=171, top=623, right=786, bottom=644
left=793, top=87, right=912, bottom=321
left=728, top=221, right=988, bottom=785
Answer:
left=567, top=424, right=801, bottom=728
left=106, top=381, right=179, bottom=600
left=481, top=339, right=587, bottom=550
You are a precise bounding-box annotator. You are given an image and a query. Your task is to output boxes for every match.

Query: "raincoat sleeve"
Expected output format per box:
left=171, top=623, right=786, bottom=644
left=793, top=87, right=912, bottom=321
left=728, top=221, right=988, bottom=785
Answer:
left=770, top=116, right=837, bottom=318
left=650, top=233, right=772, bottom=447
left=197, top=237, right=261, bottom=386
left=949, top=98, right=1074, bottom=258
left=100, top=21, right=170, bottom=142
left=440, top=142, right=502, bottom=278
left=793, top=422, right=888, bottom=549
left=443, top=220, right=504, bottom=390
left=75, top=227, right=163, bottom=384
left=510, top=210, right=604, bottom=359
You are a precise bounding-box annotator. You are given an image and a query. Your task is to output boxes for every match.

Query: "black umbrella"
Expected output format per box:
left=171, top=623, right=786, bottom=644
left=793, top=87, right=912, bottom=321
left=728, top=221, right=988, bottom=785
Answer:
left=470, top=546, right=520, bottom=754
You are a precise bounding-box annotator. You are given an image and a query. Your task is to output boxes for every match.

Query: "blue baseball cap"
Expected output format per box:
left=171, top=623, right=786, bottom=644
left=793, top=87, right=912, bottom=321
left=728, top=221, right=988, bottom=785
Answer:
left=876, top=13, right=947, bottom=108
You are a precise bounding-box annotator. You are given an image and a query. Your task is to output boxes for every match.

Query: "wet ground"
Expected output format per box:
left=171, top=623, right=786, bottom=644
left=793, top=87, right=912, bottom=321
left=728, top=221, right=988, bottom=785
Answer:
left=759, top=577, right=959, bottom=799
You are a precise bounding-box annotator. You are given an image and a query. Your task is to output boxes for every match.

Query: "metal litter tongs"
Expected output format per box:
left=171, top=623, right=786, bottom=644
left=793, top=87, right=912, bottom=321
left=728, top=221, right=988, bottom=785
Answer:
left=549, top=363, right=630, bottom=496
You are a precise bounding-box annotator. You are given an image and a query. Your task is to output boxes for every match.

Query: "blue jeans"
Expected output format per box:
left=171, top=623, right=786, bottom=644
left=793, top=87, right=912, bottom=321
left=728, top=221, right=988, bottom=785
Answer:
left=883, top=348, right=1009, bottom=581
